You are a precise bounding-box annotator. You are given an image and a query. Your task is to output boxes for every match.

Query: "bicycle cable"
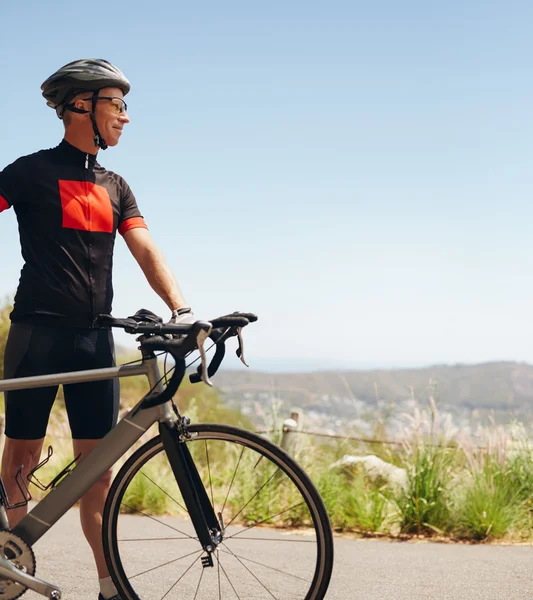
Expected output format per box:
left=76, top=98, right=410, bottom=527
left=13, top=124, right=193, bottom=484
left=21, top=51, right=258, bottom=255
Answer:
left=119, top=351, right=166, bottom=368
left=118, top=336, right=219, bottom=404
left=163, top=340, right=219, bottom=387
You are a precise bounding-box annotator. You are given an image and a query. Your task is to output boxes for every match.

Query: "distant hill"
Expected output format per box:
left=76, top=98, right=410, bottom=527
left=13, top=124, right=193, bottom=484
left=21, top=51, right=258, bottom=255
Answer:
left=212, top=362, right=533, bottom=420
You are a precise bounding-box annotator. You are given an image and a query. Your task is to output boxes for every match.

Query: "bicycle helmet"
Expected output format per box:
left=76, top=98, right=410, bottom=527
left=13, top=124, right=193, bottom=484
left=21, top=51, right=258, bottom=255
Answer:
left=41, top=59, right=131, bottom=150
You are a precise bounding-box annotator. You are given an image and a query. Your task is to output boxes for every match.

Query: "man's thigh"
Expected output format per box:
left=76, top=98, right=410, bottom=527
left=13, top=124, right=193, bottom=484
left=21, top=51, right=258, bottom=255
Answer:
left=64, top=329, right=119, bottom=440
left=4, top=324, right=63, bottom=440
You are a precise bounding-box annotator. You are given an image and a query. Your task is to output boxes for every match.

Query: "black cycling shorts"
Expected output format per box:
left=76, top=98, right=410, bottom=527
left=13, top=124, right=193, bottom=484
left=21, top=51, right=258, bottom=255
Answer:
left=3, top=323, right=119, bottom=440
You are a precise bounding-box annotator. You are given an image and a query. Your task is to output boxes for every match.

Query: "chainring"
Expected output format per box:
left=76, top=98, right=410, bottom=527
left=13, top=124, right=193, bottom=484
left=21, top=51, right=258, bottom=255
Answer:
left=0, top=531, right=36, bottom=600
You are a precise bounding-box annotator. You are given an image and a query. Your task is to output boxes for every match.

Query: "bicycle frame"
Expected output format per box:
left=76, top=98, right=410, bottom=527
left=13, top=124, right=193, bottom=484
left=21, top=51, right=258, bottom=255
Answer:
left=0, top=356, right=171, bottom=546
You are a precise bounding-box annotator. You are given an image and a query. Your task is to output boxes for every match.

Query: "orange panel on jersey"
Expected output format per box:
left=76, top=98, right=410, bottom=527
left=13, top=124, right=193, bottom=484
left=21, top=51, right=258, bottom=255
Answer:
left=0, top=195, right=9, bottom=213
left=59, top=180, right=113, bottom=233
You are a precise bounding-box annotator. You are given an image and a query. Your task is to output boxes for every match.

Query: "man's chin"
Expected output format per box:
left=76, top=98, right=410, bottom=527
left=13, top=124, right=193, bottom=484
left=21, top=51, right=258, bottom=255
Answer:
left=107, top=129, right=123, bottom=146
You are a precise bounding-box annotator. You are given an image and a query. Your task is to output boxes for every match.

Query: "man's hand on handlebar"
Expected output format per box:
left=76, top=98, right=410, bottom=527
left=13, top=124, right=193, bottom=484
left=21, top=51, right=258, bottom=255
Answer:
left=169, top=307, right=196, bottom=325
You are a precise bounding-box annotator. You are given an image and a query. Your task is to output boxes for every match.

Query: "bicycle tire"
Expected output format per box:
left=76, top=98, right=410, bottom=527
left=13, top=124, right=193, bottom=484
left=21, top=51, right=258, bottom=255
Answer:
left=103, top=423, right=334, bottom=600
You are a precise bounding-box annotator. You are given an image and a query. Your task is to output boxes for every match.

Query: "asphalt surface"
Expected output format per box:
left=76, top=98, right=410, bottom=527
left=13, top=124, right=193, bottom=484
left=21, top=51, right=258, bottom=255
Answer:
left=17, top=508, right=533, bottom=600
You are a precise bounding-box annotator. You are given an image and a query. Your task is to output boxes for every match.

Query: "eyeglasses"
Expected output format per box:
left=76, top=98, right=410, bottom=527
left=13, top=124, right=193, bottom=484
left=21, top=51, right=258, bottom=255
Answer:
left=82, top=96, right=128, bottom=114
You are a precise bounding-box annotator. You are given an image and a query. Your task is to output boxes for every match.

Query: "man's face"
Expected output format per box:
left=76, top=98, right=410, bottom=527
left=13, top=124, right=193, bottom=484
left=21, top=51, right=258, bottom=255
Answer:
left=93, top=87, right=130, bottom=147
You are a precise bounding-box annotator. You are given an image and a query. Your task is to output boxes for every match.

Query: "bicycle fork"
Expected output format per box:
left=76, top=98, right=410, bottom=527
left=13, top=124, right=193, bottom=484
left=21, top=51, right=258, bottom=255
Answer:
left=159, top=421, right=222, bottom=567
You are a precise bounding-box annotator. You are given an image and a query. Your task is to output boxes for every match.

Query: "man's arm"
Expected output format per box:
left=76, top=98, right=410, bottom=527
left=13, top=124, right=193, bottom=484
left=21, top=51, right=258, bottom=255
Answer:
left=0, top=159, right=24, bottom=212
left=123, top=227, right=189, bottom=311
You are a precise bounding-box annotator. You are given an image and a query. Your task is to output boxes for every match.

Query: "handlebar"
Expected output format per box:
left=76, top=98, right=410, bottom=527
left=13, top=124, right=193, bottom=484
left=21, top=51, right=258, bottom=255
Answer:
left=95, top=310, right=258, bottom=387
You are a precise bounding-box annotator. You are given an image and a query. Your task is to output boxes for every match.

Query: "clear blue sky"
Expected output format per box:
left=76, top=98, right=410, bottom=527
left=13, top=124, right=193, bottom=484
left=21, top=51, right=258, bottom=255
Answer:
left=1, top=1, right=533, bottom=371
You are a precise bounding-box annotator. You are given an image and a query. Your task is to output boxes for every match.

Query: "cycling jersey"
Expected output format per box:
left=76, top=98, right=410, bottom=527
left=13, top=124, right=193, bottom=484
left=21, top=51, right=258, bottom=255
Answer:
left=0, top=139, right=147, bottom=328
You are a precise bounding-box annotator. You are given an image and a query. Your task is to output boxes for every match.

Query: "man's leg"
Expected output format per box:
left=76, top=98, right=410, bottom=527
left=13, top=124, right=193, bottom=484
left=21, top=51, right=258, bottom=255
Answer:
left=72, top=439, right=113, bottom=578
left=2, top=324, right=61, bottom=526
left=1, top=437, right=45, bottom=526
left=65, top=329, right=119, bottom=595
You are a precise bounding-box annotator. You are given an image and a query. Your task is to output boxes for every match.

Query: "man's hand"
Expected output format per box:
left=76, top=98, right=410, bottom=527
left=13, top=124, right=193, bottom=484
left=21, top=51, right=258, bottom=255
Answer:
left=170, top=307, right=196, bottom=325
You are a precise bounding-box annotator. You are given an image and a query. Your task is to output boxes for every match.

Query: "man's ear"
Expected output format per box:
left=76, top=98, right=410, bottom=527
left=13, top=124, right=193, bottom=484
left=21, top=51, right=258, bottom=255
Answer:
left=75, top=99, right=88, bottom=112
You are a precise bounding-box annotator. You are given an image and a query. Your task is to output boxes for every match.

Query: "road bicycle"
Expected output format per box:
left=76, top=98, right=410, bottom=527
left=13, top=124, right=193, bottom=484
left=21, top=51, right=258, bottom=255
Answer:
left=0, top=310, right=334, bottom=600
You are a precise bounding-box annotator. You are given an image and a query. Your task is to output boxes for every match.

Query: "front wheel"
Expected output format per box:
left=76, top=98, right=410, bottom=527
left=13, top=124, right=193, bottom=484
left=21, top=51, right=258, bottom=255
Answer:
left=103, top=424, right=334, bottom=600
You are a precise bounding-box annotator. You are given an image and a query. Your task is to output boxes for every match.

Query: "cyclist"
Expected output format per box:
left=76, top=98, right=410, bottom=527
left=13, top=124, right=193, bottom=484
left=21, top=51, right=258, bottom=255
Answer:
left=0, top=59, right=194, bottom=600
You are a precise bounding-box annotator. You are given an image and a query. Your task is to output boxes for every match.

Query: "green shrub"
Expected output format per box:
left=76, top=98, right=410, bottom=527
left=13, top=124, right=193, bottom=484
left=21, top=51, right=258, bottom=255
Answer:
left=454, top=451, right=531, bottom=540
left=318, top=466, right=391, bottom=534
left=341, top=476, right=389, bottom=533
left=394, top=445, right=452, bottom=535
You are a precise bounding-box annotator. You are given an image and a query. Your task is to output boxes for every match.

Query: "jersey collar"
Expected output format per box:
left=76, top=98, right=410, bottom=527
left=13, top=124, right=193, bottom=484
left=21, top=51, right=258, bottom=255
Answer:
left=57, top=139, right=98, bottom=169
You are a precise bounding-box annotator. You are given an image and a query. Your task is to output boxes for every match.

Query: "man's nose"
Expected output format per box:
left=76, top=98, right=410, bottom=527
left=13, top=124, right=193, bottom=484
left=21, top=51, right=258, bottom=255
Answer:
left=118, top=112, right=130, bottom=124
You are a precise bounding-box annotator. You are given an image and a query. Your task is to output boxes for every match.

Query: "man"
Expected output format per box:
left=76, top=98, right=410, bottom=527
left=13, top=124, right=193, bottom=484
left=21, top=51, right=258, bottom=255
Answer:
left=0, top=59, right=193, bottom=600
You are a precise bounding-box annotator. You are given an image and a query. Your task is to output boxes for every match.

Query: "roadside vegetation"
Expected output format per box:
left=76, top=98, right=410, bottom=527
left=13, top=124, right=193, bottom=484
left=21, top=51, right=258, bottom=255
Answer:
left=313, top=402, right=533, bottom=542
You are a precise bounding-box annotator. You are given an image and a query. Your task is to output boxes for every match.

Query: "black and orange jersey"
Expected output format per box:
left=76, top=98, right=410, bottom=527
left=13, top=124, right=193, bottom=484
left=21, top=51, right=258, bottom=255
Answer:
left=0, top=139, right=148, bottom=328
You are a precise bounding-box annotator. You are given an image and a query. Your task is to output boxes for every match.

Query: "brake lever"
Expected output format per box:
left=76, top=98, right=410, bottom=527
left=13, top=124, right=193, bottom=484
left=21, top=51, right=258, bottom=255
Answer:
left=236, top=327, right=249, bottom=367
left=197, top=326, right=214, bottom=386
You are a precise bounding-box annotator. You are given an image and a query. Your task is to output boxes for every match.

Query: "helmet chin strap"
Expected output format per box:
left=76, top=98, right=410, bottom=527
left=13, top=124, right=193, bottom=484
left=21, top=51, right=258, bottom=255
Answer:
left=90, top=92, right=108, bottom=150
left=89, top=113, right=108, bottom=150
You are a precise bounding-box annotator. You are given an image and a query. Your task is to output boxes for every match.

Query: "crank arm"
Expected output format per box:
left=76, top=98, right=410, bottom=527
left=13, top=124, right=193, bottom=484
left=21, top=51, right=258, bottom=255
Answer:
left=0, top=553, right=61, bottom=599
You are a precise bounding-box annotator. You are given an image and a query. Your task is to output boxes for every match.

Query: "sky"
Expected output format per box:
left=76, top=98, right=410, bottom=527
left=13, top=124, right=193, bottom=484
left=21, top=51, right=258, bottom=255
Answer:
left=1, top=1, right=533, bottom=372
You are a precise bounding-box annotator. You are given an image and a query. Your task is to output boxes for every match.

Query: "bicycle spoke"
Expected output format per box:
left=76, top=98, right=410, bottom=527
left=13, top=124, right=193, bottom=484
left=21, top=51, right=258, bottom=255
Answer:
left=221, top=445, right=245, bottom=516
left=222, top=536, right=316, bottom=543
left=140, top=470, right=187, bottom=514
left=226, top=501, right=307, bottom=539
left=253, top=454, right=265, bottom=469
left=192, top=565, right=204, bottom=600
left=161, top=553, right=203, bottom=600
left=217, top=549, right=222, bottom=600
left=205, top=440, right=215, bottom=510
left=120, top=502, right=197, bottom=541
left=129, top=549, right=202, bottom=580
left=219, top=544, right=279, bottom=599
left=216, top=552, right=242, bottom=600
left=225, top=467, right=280, bottom=528
left=220, top=544, right=310, bottom=583
left=119, top=536, right=194, bottom=542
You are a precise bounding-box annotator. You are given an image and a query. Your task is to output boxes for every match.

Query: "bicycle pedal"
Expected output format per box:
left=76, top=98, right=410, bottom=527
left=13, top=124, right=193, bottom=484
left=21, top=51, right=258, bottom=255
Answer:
left=201, top=554, right=214, bottom=568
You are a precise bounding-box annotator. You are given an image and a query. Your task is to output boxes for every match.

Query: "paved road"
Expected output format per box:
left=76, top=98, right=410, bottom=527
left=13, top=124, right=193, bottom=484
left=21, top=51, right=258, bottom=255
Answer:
left=20, top=508, right=533, bottom=600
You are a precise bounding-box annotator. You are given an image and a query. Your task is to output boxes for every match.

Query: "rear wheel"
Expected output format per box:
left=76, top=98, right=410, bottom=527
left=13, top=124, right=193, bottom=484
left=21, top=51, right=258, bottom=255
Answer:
left=103, top=423, right=334, bottom=600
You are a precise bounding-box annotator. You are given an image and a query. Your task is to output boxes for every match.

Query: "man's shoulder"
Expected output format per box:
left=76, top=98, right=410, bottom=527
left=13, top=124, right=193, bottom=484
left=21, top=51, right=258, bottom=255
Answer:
left=98, top=166, right=131, bottom=190
left=97, top=164, right=124, bottom=180
left=2, top=146, right=58, bottom=173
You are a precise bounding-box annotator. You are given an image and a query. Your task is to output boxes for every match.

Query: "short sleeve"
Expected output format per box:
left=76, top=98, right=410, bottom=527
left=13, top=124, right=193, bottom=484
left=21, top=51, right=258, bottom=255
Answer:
left=118, top=178, right=148, bottom=236
left=0, top=160, right=23, bottom=214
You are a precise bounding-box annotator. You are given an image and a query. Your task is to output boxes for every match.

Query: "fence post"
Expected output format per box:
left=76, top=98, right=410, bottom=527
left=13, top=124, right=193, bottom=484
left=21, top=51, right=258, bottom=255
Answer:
left=280, top=411, right=300, bottom=456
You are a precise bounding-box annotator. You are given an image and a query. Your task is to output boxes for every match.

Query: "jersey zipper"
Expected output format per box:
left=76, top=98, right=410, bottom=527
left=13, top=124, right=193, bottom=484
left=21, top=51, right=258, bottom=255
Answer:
left=84, top=157, right=96, bottom=325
